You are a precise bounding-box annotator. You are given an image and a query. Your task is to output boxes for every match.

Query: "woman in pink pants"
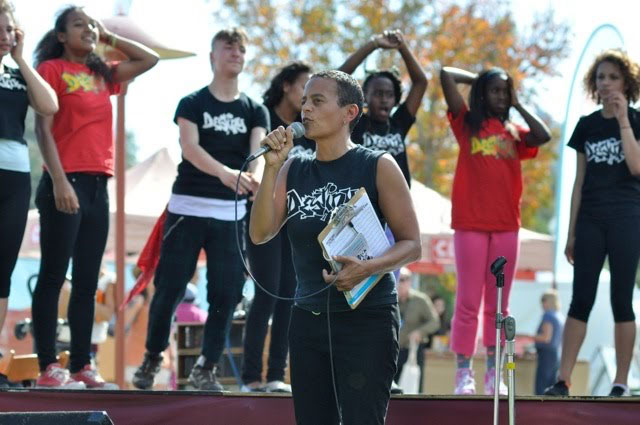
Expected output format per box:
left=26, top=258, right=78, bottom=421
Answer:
left=440, top=66, right=551, bottom=395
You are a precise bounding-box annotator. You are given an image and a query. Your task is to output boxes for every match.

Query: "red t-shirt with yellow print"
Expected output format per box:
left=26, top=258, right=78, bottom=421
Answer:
left=37, top=59, right=121, bottom=176
left=447, top=105, right=537, bottom=232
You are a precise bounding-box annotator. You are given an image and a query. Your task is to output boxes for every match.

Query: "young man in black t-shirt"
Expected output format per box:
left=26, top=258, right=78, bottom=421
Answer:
left=132, top=27, right=269, bottom=391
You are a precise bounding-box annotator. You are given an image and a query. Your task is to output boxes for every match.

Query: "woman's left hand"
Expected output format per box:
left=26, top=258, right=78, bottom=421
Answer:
left=91, top=16, right=114, bottom=44
left=322, top=255, right=371, bottom=292
left=10, top=28, right=24, bottom=61
left=606, top=91, right=629, bottom=123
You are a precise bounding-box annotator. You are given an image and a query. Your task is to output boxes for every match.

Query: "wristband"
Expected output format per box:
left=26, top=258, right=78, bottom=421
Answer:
left=109, top=34, right=117, bottom=48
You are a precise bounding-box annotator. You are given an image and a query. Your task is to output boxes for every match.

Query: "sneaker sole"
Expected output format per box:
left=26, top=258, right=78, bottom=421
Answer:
left=36, top=383, right=86, bottom=390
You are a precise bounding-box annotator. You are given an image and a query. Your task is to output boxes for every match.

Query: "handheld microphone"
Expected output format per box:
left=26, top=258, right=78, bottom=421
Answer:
left=246, top=122, right=305, bottom=162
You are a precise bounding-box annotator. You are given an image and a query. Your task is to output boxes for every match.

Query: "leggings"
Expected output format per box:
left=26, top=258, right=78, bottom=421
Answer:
left=450, top=230, right=519, bottom=357
left=568, top=214, right=640, bottom=323
left=0, top=169, right=30, bottom=298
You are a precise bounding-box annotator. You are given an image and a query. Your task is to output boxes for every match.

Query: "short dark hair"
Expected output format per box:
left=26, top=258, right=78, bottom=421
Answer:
left=363, top=70, right=402, bottom=105
left=211, top=27, right=248, bottom=50
left=584, top=49, right=640, bottom=104
left=263, top=61, right=313, bottom=108
left=310, top=70, right=364, bottom=131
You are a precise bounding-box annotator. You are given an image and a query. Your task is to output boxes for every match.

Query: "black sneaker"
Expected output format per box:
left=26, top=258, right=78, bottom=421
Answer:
left=609, top=384, right=631, bottom=397
left=543, top=380, right=569, bottom=396
left=188, top=365, right=223, bottom=391
left=132, top=352, right=163, bottom=390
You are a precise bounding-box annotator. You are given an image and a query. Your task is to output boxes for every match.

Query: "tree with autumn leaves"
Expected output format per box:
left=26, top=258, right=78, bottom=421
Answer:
left=216, top=0, right=571, bottom=233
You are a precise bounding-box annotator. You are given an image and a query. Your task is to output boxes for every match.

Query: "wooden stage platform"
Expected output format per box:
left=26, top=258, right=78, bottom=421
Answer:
left=0, top=389, right=639, bottom=424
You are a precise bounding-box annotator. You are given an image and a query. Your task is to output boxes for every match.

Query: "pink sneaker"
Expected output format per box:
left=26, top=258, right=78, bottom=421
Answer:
left=71, top=364, right=119, bottom=390
left=454, top=368, right=476, bottom=395
left=484, top=368, right=507, bottom=395
left=36, top=363, right=86, bottom=389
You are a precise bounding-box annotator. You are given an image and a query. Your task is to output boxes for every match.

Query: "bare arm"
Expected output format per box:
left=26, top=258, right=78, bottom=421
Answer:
left=338, top=30, right=404, bottom=74
left=395, top=32, right=427, bottom=116
left=534, top=321, right=553, bottom=344
left=609, top=92, right=640, bottom=176
left=509, top=79, right=551, bottom=146
left=11, top=29, right=58, bottom=115
left=323, top=154, right=421, bottom=291
left=565, top=152, right=586, bottom=265
left=35, top=114, right=79, bottom=214
left=178, top=117, right=254, bottom=195
left=249, top=126, right=294, bottom=244
left=417, top=296, right=441, bottom=337
left=94, top=19, right=159, bottom=83
left=439, top=66, right=475, bottom=116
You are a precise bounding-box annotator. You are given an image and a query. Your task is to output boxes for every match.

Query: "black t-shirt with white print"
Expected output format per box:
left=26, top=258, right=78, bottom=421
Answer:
left=351, top=103, right=415, bottom=186
left=568, top=107, right=640, bottom=218
left=267, top=106, right=316, bottom=159
left=286, top=145, right=396, bottom=312
left=0, top=66, right=29, bottom=144
left=172, top=87, right=269, bottom=200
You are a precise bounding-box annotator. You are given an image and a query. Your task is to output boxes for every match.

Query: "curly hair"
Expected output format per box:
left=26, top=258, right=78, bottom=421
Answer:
left=263, top=61, right=312, bottom=109
left=362, top=69, right=402, bottom=105
left=310, top=70, right=364, bottom=131
left=34, top=5, right=113, bottom=84
left=0, top=0, right=16, bottom=24
left=465, top=67, right=510, bottom=136
left=583, top=49, right=640, bottom=104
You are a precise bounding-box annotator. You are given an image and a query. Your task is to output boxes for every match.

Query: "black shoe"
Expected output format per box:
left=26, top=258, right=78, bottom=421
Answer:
left=188, top=365, right=224, bottom=391
left=543, top=380, right=569, bottom=396
left=609, top=384, right=630, bottom=397
left=132, top=352, right=163, bottom=390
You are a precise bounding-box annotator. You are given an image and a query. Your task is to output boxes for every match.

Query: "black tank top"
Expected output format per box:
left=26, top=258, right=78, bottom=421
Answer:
left=286, top=145, right=397, bottom=312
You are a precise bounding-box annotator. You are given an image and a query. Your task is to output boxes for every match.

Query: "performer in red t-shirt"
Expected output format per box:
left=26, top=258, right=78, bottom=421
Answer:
left=440, top=66, right=551, bottom=395
left=31, top=5, right=158, bottom=389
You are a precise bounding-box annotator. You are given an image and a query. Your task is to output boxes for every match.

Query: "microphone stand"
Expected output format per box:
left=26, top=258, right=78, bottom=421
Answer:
left=491, top=256, right=507, bottom=425
left=504, top=316, right=517, bottom=425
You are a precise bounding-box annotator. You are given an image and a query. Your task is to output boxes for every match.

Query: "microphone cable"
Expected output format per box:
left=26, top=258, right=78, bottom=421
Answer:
left=234, top=158, right=344, bottom=425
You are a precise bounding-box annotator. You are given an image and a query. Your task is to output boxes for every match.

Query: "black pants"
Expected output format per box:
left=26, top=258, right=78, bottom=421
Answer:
left=242, top=223, right=296, bottom=383
left=32, top=172, right=109, bottom=372
left=394, top=343, right=427, bottom=392
left=568, top=214, right=640, bottom=323
left=146, top=212, right=245, bottom=363
left=289, top=304, right=399, bottom=425
left=0, top=169, right=30, bottom=298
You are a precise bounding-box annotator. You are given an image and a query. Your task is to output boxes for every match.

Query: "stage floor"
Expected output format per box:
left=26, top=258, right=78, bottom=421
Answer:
left=1, top=389, right=639, bottom=425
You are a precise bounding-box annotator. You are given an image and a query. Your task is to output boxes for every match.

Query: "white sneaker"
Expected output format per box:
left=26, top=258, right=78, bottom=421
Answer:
left=454, top=368, right=476, bottom=395
left=265, top=380, right=291, bottom=393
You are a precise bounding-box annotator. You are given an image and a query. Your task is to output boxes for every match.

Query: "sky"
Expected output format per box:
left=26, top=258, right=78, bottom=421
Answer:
left=12, top=0, right=640, bottom=164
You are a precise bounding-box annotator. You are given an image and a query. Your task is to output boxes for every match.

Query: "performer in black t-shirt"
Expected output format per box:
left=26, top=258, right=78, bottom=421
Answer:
left=241, top=61, right=313, bottom=393
left=545, top=49, right=640, bottom=398
left=338, top=29, right=427, bottom=187
left=0, top=1, right=57, bottom=386
left=251, top=70, right=420, bottom=424
left=132, top=28, right=269, bottom=391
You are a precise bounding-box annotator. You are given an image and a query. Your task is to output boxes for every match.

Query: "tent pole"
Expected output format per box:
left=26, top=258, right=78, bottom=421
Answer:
left=114, top=87, right=127, bottom=389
